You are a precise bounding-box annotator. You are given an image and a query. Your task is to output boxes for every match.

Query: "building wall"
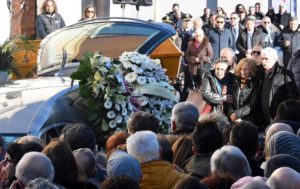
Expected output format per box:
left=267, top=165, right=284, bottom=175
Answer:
left=0, top=0, right=299, bottom=45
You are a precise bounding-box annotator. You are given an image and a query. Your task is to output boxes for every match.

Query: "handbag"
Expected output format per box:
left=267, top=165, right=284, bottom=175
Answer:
left=186, top=89, right=212, bottom=115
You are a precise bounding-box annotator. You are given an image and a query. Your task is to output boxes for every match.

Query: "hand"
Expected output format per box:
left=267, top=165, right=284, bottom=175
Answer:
left=279, top=24, right=284, bottom=30
left=224, top=95, right=233, bottom=103
left=222, top=85, right=227, bottom=95
left=230, top=113, right=237, bottom=122
left=195, top=57, right=200, bottom=63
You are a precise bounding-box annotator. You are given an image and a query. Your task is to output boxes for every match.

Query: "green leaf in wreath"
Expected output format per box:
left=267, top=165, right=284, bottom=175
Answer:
left=94, top=71, right=102, bottom=82
left=101, top=119, right=109, bottom=132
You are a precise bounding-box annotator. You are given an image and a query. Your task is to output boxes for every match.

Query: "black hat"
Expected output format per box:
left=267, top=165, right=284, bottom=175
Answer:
left=182, top=13, right=193, bottom=21
left=162, top=15, right=174, bottom=24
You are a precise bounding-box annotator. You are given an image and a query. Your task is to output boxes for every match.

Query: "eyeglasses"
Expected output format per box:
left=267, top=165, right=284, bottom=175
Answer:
left=264, top=21, right=271, bottom=24
left=251, top=51, right=261, bottom=55
left=217, top=9, right=222, bottom=12
left=86, top=10, right=95, bottom=13
left=230, top=17, right=237, bottom=20
left=216, top=21, right=224, bottom=24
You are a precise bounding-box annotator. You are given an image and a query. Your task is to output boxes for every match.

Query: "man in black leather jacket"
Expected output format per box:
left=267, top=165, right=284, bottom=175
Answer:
left=260, top=47, right=298, bottom=127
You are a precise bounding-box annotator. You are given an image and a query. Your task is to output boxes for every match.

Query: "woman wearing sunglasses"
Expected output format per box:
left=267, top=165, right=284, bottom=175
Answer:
left=79, top=5, right=97, bottom=21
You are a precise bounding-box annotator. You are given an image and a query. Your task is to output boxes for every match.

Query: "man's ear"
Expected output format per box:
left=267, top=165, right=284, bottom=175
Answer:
left=171, top=120, right=176, bottom=132
left=192, top=146, right=196, bottom=154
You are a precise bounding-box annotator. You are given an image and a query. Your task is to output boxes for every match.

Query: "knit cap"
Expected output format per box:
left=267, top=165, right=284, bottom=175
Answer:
left=267, top=131, right=300, bottom=159
left=107, top=150, right=142, bottom=183
left=264, top=154, right=300, bottom=178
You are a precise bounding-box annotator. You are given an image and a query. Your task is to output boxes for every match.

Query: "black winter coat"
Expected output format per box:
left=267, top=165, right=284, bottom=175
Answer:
left=287, top=49, right=300, bottom=95
left=261, top=63, right=299, bottom=125
left=228, top=78, right=259, bottom=123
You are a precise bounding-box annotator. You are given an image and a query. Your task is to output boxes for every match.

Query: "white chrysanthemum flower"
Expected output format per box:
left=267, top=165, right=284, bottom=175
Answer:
left=153, top=59, right=161, bottom=64
left=121, top=108, right=128, bottom=116
left=116, top=115, right=123, bottom=124
left=123, top=61, right=133, bottom=69
left=120, top=101, right=126, bottom=108
left=109, top=120, right=117, bottom=128
left=148, top=77, right=156, bottom=83
left=137, top=76, right=147, bottom=85
left=125, top=72, right=137, bottom=83
left=115, top=104, right=121, bottom=111
left=132, top=67, right=144, bottom=74
left=104, top=100, right=113, bottom=109
left=107, top=111, right=116, bottom=119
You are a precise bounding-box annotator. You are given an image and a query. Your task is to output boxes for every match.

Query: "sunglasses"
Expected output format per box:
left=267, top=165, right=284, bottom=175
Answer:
left=251, top=51, right=261, bottom=55
left=216, top=21, right=224, bottom=24
left=264, top=21, right=271, bottom=24
left=86, top=10, right=95, bottom=13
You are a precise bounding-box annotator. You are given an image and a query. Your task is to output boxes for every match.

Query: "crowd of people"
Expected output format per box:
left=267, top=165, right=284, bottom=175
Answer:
left=163, top=3, right=300, bottom=131
left=1, top=1, right=300, bottom=189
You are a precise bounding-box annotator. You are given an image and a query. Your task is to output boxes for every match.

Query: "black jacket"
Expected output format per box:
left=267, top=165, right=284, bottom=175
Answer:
left=236, top=28, right=265, bottom=58
left=261, top=63, right=299, bottom=125
left=288, top=49, right=300, bottom=95
left=280, top=26, right=300, bottom=65
left=228, top=78, right=259, bottom=123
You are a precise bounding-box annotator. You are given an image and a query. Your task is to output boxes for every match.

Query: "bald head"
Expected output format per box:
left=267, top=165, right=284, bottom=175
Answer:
left=267, top=167, right=300, bottom=189
left=265, top=123, right=293, bottom=144
left=241, top=181, right=270, bottom=189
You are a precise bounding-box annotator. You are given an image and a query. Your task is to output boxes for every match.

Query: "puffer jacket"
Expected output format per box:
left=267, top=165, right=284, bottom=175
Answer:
left=185, top=37, right=213, bottom=76
left=140, top=160, right=188, bottom=189
left=36, top=13, right=65, bottom=39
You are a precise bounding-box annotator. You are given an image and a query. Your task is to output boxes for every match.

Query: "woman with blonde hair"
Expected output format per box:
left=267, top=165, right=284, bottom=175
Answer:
left=228, top=58, right=259, bottom=123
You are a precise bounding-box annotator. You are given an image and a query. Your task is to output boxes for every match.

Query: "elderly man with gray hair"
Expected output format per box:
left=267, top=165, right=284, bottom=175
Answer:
left=126, top=131, right=188, bottom=189
left=12, top=152, right=55, bottom=188
left=260, top=47, right=298, bottom=128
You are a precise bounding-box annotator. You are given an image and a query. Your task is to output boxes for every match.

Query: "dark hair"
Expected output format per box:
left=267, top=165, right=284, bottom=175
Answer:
left=41, top=0, right=58, bottom=14
left=235, top=4, right=247, bottom=14
left=101, top=176, right=140, bottom=189
left=192, top=120, right=223, bottom=153
left=276, top=99, right=300, bottom=122
left=172, top=135, right=193, bottom=169
left=157, top=134, right=173, bottom=163
left=127, top=111, right=159, bottom=134
left=201, top=172, right=235, bottom=189
left=61, top=123, right=96, bottom=151
left=230, top=121, right=259, bottom=157
left=172, top=3, right=179, bottom=8
left=7, top=143, right=24, bottom=166
left=42, top=138, right=79, bottom=186
left=174, top=177, right=208, bottom=189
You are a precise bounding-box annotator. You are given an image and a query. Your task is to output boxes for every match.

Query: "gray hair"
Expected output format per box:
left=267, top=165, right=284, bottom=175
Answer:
left=171, top=102, right=199, bottom=133
left=16, top=152, right=54, bottom=186
left=25, top=178, right=58, bottom=189
left=73, top=148, right=96, bottom=179
left=211, top=145, right=251, bottom=180
left=261, top=47, right=278, bottom=62
left=127, top=131, right=159, bottom=163
left=200, top=112, right=230, bottom=132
